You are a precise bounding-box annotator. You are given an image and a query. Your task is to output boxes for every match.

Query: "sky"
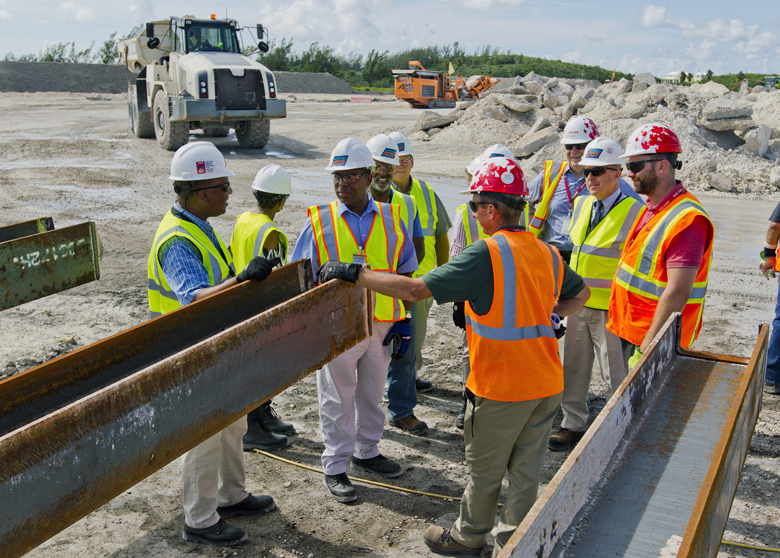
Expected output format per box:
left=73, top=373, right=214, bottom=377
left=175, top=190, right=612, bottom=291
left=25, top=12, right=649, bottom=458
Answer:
left=1, top=0, right=779, bottom=76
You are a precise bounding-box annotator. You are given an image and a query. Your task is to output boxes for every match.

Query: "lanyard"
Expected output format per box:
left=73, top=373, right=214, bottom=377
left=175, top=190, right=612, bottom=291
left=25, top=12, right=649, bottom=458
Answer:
left=563, top=174, right=587, bottom=210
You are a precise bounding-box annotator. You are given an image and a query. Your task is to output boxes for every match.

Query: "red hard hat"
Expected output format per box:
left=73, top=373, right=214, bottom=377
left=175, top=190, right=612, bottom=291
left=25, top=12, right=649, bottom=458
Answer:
left=621, top=123, right=682, bottom=158
left=461, top=157, right=528, bottom=197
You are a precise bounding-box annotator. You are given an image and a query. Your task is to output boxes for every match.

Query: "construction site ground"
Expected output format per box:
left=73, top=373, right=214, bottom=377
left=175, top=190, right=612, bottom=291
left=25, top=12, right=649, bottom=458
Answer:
left=1, top=91, right=778, bottom=558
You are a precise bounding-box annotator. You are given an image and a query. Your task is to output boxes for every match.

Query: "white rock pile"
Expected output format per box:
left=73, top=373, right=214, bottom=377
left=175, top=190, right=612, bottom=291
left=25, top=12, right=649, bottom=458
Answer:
left=404, top=71, right=780, bottom=195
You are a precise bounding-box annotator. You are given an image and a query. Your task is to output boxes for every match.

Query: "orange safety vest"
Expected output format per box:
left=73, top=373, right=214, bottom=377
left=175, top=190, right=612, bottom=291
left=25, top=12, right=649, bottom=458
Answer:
left=528, top=161, right=568, bottom=238
left=465, top=230, right=564, bottom=402
left=607, top=190, right=714, bottom=348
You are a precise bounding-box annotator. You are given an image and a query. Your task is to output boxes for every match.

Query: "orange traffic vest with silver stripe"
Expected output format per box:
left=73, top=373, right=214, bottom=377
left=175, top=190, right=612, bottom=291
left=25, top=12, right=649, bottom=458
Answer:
left=308, top=200, right=406, bottom=322
left=529, top=161, right=568, bottom=238
left=465, top=230, right=564, bottom=402
left=607, top=191, right=714, bottom=348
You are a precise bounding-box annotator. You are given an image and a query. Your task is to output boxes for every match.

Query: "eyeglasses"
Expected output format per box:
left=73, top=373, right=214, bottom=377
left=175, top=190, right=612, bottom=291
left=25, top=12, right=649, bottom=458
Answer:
left=193, top=181, right=231, bottom=193
left=397, top=156, right=413, bottom=166
left=372, top=163, right=395, bottom=173
left=333, top=172, right=370, bottom=185
left=468, top=201, right=491, bottom=212
left=564, top=142, right=589, bottom=151
left=625, top=159, right=661, bottom=173
left=583, top=167, right=619, bottom=178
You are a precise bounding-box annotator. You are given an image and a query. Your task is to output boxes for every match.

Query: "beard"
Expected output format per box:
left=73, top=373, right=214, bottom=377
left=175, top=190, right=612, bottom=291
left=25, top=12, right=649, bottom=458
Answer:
left=372, top=175, right=393, bottom=192
left=633, top=169, right=658, bottom=196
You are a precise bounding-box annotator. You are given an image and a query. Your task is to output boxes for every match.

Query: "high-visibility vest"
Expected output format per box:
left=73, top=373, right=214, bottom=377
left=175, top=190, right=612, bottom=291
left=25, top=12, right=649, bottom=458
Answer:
left=607, top=191, right=714, bottom=348
left=529, top=161, right=568, bottom=238
left=456, top=203, right=490, bottom=247
left=308, top=200, right=406, bottom=322
left=569, top=194, right=644, bottom=310
left=465, top=230, right=564, bottom=402
left=387, top=188, right=418, bottom=235
left=230, top=212, right=289, bottom=272
left=400, top=178, right=438, bottom=277
left=147, top=209, right=234, bottom=318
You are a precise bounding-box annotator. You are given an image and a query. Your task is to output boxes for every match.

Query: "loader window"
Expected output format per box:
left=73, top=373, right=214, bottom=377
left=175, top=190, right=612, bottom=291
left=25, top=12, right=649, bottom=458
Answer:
left=186, top=25, right=239, bottom=54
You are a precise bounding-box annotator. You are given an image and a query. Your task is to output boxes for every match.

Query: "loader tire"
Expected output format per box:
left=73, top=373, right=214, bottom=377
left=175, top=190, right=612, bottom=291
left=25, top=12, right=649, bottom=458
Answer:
left=235, top=119, right=270, bottom=149
left=153, top=90, right=189, bottom=151
left=204, top=126, right=230, bottom=137
left=128, top=86, right=154, bottom=139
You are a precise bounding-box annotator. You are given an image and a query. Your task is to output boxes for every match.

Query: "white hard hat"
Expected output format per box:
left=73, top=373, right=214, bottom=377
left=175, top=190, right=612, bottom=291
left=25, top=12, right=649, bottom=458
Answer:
left=560, top=115, right=600, bottom=145
left=579, top=137, right=623, bottom=167
left=482, top=144, right=515, bottom=161
left=169, top=142, right=235, bottom=181
left=388, top=131, right=414, bottom=155
left=466, top=154, right=486, bottom=175
left=366, top=134, right=399, bottom=166
left=620, top=123, right=683, bottom=159
left=325, top=138, right=375, bottom=172
left=251, top=164, right=292, bottom=195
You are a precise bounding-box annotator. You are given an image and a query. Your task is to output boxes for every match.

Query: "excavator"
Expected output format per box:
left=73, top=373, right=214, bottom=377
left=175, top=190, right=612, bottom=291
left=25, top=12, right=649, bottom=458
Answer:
left=393, top=61, right=497, bottom=108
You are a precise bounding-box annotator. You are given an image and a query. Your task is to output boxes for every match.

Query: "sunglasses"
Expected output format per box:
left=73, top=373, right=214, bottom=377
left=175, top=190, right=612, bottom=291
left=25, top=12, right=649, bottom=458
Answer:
left=468, top=201, right=491, bottom=212
left=333, top=172, right=370, bottom=185
left=372, top=162, right=395, bottom=173
left=583, top=167, right=618, bottom=177
left=625, top=159, right=661, bottom=173
left=193, top=181, right=231, bottom=193
left=565, top=142, right=589, bottom=151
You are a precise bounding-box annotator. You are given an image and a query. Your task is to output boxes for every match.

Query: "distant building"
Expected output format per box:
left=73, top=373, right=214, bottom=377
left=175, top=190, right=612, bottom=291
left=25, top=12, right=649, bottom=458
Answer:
left=662, top=71, right=706, bottom=84
left=693, top=72, right=706, bottom=82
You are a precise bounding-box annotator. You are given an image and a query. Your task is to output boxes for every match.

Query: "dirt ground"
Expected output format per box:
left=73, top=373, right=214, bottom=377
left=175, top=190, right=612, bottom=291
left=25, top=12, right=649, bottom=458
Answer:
left=1, top=91, right=779, bottom=558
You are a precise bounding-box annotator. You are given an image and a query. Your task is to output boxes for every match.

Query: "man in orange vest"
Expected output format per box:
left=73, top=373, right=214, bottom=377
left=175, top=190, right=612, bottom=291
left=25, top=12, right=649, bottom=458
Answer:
left=318, top=158, right=590, bottom=557
left=607, top=123, right=714, bottom=369
left=758, top=204, right=780, bottom=395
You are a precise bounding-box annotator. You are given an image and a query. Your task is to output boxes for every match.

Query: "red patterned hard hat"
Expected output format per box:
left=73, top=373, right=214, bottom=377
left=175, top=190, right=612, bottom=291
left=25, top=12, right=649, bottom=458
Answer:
left=461, top=157, right=528, bottom=197
left=621, top=123, right=683, bottom=158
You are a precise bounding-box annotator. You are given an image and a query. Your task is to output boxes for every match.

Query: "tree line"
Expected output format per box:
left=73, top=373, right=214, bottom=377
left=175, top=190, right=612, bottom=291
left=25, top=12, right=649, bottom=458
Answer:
left=3, top=32, right=124, bottom=64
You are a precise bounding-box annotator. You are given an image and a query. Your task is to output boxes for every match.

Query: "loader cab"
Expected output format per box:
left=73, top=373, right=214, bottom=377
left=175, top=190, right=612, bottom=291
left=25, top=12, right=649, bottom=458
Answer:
left=171, top=17, right=242, bottom=54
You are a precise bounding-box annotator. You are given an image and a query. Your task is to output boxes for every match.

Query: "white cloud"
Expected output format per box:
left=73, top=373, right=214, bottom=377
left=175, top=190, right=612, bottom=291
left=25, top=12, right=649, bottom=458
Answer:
left=732, top=25, right=780, bottom=60
left=685, top=39, right=717, bottom=61
left=562, top=48, right=605, bottom=68
left=455, top=0, right=525, bottom=9
left=641, top=5, right=670, bottom=27
left=0, top=9, right=12, bottom=19
left=61, top=1, right=95, bottom=22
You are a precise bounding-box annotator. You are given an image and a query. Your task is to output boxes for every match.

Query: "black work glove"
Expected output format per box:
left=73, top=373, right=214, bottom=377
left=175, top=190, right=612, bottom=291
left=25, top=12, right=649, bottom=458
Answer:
left=452, top=301, right=466, bottom=329
left=236, top=256, right=280, bottom=283
left=317, top=260, right=362, bottom=283
left=551, top=313, right=567, bottom=339
left=383, top=317, right=412, bottom=360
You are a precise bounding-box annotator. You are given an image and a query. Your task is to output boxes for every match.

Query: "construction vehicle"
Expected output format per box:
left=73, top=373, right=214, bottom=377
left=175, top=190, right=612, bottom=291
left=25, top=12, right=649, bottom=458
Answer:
left=117, top=15, right=286, bottom=151
left=393, top=61, right=496, bottom=109
left=765, top=76, right=780, bottom=89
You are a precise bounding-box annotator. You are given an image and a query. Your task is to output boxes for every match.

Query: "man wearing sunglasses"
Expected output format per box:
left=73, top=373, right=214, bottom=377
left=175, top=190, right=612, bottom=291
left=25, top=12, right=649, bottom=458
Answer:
left=148, top=142, right=280, bottom=547
left=548, top=137, right=644, bottom=452
left=526, top=116, right=640, bottom=263
left=607, top=123, right=714, bottom=371
left=290, top=138, right=418, bottom=503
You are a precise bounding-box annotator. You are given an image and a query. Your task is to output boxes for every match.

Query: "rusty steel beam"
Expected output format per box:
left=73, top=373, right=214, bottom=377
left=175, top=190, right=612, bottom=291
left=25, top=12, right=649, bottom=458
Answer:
left=1, top=221, right=101, bottom=311
left=0, top=270, right=370, bottom=558
left=0, top=217, right=54, bottom=243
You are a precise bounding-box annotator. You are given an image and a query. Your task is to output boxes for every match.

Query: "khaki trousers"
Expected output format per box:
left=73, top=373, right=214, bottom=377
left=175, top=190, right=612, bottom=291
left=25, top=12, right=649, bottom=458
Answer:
left=182, top=416, right=249, bottom=529
left=561, top=306, right=628, bottom=432
left=414, top=296, right=434, bottom=373
left=451, top=392, right=562, bottom=553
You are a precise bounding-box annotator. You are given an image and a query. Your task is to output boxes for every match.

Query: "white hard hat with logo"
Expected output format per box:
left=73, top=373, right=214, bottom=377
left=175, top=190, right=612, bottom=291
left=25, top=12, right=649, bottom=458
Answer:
left=169, top=142, right=235, bottom=181
left=579, top=137, right=623, bottom=167
left=366, top=134, right=399, bottom=166
left=252, top=164, right=292, bottom=195
left=482, top=144, right=515, bottom=161
left=388, top=131, right=414, bottom=156
left=325, top=138, right=375, bottom=171
left=560, top=115, right=600, bottom=145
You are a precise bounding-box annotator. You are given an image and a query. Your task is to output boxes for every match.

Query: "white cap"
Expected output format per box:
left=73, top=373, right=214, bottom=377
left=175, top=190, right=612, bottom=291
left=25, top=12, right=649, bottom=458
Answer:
left=325, top=138, right=375, bottom=171
left=579, top=137, right=623, bottom=167
left=169, top=142, right=235, bottom=181
left=251, top=164, right=292, bottom=195
left=482, top=144, right=515, bottom=161
left=388, top=131, right=414, bottom=155
left=366, top=134, right=399, bottom=166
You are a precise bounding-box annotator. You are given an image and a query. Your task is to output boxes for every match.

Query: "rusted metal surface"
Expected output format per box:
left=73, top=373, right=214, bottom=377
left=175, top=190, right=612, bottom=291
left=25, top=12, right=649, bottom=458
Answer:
left=0, top=217, right=54, bottom=243
left=0, top=221, right=100, bottom=311
left=503, top=314, right=766, bottom=558
left=0, top=269, right=370, bottom=558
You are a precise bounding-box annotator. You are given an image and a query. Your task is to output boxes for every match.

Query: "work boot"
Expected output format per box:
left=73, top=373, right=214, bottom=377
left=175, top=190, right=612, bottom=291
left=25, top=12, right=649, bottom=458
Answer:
left=183, top=519, right=247, bottom=547
left=479, top=544, right=495, bottom=558
left=764, top=382, right=780, bottom=395
left=389, top=414, right=429, bottom=436
left=243, top=413, right=289, bottom=452
left=323, top=472, right=357, bottom=503
left=455, top=398, right=467, bottom=430
left=547, top=428, right=584, bottom=452
left=255, top=401, right=296, bottom=435
left=423, top=526, right=483, bottom=556
left=416, top=377, right=434, bottom=393
left=216, top=494, right=276, bottom=517
left=350, top=454, right=403, bottom=478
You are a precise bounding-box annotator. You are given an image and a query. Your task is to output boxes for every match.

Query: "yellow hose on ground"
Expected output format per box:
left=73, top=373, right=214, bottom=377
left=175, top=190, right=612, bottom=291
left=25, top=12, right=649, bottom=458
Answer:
left=254, top=449, right=779, bottom=552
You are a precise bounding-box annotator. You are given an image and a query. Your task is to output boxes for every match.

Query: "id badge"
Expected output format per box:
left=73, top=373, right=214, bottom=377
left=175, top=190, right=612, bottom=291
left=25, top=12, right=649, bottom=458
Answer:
left=559, top=215, right=571, bottom=234
left=352, top=251, right=368, bottom=267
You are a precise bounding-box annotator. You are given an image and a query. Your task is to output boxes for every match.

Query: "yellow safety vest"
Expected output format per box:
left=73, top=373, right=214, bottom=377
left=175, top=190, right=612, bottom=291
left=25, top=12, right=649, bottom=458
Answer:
left=456, top=203, right=489, bottom=247
left=147, top=208, right=234, bottom=318
left=230, top=212, right=289, bottom=272
left=389, top=188, right=418, bottom=234
left=568, top=194, right=644, bottom=310
left=308, top=200, right=406, bottom=322
left=399, top=177, right=438, bottom=277
left=529, top=161, right=568, bottom=238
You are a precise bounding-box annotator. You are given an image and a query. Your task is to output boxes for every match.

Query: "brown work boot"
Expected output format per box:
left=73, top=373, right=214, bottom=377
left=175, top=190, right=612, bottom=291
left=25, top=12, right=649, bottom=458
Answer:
left=423, top=526, right=482, bottom=556
left=548, top=428, right=584, bottom=452
left=389, top=414, right=429, bottom=436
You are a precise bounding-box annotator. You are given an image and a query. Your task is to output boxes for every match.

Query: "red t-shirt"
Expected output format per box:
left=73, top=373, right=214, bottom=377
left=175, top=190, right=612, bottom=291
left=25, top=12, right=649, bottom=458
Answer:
left=636, top=182, right=711, bottom=269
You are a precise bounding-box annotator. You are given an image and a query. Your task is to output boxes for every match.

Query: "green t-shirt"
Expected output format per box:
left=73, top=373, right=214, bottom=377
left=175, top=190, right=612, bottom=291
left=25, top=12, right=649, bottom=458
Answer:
left=423, top=229, right=586, bottom=316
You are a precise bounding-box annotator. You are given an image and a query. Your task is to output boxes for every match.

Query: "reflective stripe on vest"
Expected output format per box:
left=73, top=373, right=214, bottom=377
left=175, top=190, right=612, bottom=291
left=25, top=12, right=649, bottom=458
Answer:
left=464, top=230, right=564, bottom=401
left=529, top=161, right=567, bottom=238
left=147, top=209, right=234, bottom=318
left=406, top=178, right=438, bottom=277
left=390, top=189, right=416, bottom=233
left=568, top=195, right=644, bottom=310
left=230, top=212, right=289, bottom=274
left=457, top=203, right=489, bottom=247
left=308, top=200, right=405, bottom=321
